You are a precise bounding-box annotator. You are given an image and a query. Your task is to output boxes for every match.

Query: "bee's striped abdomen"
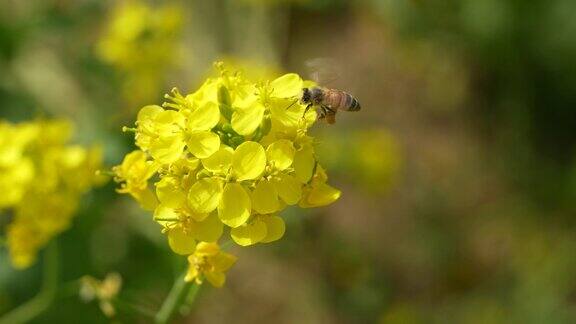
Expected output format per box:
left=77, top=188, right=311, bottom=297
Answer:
left=339, top=91, right=361, bottom=111
left=347, top=96, right=361, bottom=111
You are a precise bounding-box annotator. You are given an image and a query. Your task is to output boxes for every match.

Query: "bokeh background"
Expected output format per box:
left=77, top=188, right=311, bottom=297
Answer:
left=2, top=0, right=576, bottom=323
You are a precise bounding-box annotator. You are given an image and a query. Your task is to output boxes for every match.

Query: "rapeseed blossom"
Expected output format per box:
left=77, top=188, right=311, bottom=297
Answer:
left=80, top=273, right=123, bottom=317
left=97, top=0, right=183, bottom=107
left=0, top=120, right=103, bottom=268
left=114, top=62, right=341, bottom=287
left=184, top=242, right=236, bottom=287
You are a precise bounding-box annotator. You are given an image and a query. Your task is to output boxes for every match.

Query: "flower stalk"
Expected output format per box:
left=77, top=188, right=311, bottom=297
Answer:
left=0, top=241, right=59, bottom=324
left=155, top=271, right=199, bottom=324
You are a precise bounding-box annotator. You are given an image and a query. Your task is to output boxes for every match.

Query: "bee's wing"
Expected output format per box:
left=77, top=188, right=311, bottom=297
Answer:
left=305, top=57, right=342, bottom=86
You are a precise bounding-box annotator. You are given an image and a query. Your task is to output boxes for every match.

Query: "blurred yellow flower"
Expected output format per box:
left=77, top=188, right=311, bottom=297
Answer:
left=80, top=273, right=123, bottom=318
left=318, top=129, right=402, bottom=193
left=113, top=62, right=340, bottom=286
left=97, top=0, right=184, bottom=107
left=0, top=119, right=104, bottom=269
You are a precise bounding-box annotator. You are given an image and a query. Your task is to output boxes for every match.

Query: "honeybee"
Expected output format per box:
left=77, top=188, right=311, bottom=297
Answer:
left=301, top=87, right=361, bottom=124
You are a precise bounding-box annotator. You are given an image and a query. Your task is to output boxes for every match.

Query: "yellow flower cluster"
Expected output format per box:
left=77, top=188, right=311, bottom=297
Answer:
left=114, top=63, right=341, bottom=286
left=97, top=0, right=183, bottom=107
left=0, top=120, right=103, bottom=269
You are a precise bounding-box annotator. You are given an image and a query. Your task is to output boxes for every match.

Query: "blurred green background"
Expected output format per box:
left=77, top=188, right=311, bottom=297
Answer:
left=1, top=0, right=576, bottom=323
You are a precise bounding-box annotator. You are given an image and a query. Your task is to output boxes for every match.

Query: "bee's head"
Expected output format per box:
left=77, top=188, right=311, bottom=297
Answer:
left=301, top=88, right=312, bottom=104
left=310, top=87, right=323, bottom=102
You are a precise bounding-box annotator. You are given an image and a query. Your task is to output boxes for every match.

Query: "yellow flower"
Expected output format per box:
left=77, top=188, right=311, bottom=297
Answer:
left=6, top=219, right=46, bottom=269
left=1, top=119, right=103, bottom=269
left=114, top=62, right=340, bottom=286
left=97, top=0, right=184, bottom=107
left=113, top=150, right=159, bottom=210
left=80, top=273, right=123, bottom=318
left=0, top=158, right=34, bottom=208
left=185, top=242, right=237, bottom=287
left=134, top=105, right=187, bottom=163
left=230, top=214, right=286, bottom=246
left=299, top=164, right=341, bottom=208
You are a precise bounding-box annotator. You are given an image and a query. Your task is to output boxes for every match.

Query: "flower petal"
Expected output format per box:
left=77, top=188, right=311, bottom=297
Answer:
left=201, top=146, right=233, bottom=174
left=195, top=242, right=220, bottom=256
left=299, top=182, right=341, bottom=208
left=136, top=105, right=163, bottom=124
left=190, top=213, right=223, bottom=242
left=131, top=187, right=158, bottom=211
left=270, top=73, right=303, bottom=98
left=251, top=180, right=280, bottom=214
left=188, top=211, right=209, bottom=222
left=271, top=174, right=302, bottom=205
left=157, top=110, right=186, bottom=129
left=153, top=205, right=179, bottom=223
left=187, top=79, right=219, bottom=107
left=204, top=271, right=226, bottom=288
left=149, top=135, right=186, bottom=164
left=187, top=178, right=223, bottom=213
left=266, top=139, right=295, bottom=170
left=230, top=219, right=267, bottom=246
left=210, top=252, right=237, bottom=272
left=186, top=131, right=220, bottom=159
left=260, top=215, right=285, bottom=243
left=293, top=145, right=315, bottom=183
left=232, top=141, right=266, bottom=181
left=218, top=183, right=251, bottom=228
left=155, top=177, right=186, bottom=208
left=269, top=98, right=305, bottom=130
left=231, top=102, right=265, bottom=135
left=168, top=227, right=196, bottom=255
left=188, top=101, right=220, bottom=131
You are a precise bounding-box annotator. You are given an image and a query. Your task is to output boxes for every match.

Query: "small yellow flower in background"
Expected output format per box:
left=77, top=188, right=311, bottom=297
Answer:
left=317, top=129, right=403, bottom=193
left=355, top=130, right=402, bottom=189
left=113, top=62, right=340, bottom=287
left=97, top=0, right=184, bottom=108
left=0, top=119, right=103, bottom=269
left=184, top=242, right=237, bottom=287
left=80, top=273, right=123, bottom=318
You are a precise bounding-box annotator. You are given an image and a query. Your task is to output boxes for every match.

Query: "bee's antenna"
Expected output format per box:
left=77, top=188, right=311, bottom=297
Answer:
left=284, top=99, right=298, bottom=110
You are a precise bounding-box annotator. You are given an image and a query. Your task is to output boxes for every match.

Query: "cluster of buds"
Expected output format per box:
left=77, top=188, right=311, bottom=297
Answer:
left=114, top=63, right=340, bottom=286
left=0, top=120, right=103, bottom=268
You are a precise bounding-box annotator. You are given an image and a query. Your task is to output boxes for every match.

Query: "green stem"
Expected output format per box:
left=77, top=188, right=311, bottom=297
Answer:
left=179, top=283, right=201, bottom=317
left=154, top=271, right=199, bottom=324
left=114, top=298, right=156, bottom=319
left=186, top=284, right=200, bottom=306
left=0, top=241, right=59, bottom=324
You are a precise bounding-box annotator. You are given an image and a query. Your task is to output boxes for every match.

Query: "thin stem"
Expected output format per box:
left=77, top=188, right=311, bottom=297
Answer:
left=0, top=241, right=59, bottom=324
left=186, top=283, right=201, bottom=306
left=114, top=298, right=156, bottom=319
left=154, top=271, right=196, bottom=324
left=179, top=283, right=201, bottom=317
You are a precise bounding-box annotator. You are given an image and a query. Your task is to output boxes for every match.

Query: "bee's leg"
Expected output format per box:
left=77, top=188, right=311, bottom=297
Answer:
left=325, top=111, right=336, bottom=124
left=316, top=106, right=327, bottom=121
left=302, top=104, right=313, bottom=118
